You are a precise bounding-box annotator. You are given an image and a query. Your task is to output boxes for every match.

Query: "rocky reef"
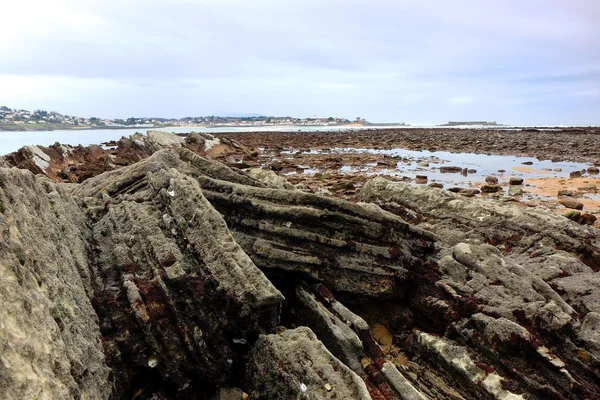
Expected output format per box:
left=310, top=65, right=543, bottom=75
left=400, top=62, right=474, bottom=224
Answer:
left=359, top=178, right=600, bottom=399
left=0, top=130, right=257, bottom=183
left=1, top=132, right=599, bottom=399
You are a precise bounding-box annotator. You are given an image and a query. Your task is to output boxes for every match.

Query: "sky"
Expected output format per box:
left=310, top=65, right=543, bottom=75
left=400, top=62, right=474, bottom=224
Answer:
left=1, top=0, right=599, bottom=125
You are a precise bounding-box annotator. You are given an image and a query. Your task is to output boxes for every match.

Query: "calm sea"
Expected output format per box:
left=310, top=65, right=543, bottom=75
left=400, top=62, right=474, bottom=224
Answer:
left=0, top=125, right=406, bottom=155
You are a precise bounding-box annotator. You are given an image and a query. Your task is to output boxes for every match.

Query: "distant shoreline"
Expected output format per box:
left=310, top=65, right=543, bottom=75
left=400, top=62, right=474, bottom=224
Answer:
left=0, top=122, right=384, bottom=132
left=0, top=123, right=182, bottom=132
left=2, top=122, right=599, bottom=133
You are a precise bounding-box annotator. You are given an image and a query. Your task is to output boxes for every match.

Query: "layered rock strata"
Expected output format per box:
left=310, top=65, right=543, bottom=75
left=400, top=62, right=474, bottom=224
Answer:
left=358, top=178, right=600, bottom=399
left=1, top=146, right=437, bottom=399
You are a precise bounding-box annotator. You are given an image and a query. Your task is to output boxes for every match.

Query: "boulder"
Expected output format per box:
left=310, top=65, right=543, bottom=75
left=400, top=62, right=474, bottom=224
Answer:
left=564, top=211, right=597, bottom=225
left=509, top=177, right=523, bottom=185
left=458, top=188, right=480, bottom=197
left=480, top=184, right=501, bottom=193
left=558, top=189, right=574, bottom=197
left=245, top=327, right=371, bottom=400
left=485, top=176, right=498, bottom=185
left=415, top=175, right=428, bottom=184
left=508, top=186, right=523, bottom=196
left=440, top=166, right=463, bottom=173
left=587, top=167, right=599, bottom=175
left=559, top=197, right=584, bottom=210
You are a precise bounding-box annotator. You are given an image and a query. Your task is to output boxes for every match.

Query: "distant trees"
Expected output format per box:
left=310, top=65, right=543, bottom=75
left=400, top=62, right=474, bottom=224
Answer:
left=33, top=109, right=48, bottom=119
left=0, top=106, right=10, bottom=111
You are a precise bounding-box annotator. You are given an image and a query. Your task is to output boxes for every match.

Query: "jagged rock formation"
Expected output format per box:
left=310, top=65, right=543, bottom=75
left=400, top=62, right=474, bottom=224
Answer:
left=358, top=178, right=600, bottom=399
left=0, top=142, right=437, bottom=399
left=2, top=132, right=599, bottom=400
left=72, top=151, right=283, bottom=398
left=0, top=130, right=257, bottom=183
left=193, top=160, right=435, bottom=297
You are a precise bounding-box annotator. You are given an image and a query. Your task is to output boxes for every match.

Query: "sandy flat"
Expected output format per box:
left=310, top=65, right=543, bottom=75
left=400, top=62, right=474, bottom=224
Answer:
left=526, top=176, right=600, bottom=210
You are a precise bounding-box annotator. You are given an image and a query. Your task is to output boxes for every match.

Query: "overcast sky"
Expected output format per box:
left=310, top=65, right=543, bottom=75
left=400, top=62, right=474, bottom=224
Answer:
left=1, top=0, right=599, bottom=124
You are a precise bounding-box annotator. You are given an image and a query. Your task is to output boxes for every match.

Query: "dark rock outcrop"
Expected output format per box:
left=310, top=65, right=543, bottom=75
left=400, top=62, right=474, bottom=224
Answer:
left=0, top=130, right=257, bottom=183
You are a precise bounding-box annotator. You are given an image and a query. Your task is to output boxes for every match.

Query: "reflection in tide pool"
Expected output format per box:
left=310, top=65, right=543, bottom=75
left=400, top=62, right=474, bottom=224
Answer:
left=316, top=147, right=593, bottom=185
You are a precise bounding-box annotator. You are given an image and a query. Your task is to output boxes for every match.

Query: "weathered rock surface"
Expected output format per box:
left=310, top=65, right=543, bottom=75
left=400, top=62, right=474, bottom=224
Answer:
left=0, top=168, right=110, bottom=399
left=196, top=170, right=436, bottom=297
left=72, top=150, right=284, bottom=398
left=246, top=327, right=371, bottom=399
left=0, top=140, right=438, bottom=400
left=359, top=178, right=600, bottom=399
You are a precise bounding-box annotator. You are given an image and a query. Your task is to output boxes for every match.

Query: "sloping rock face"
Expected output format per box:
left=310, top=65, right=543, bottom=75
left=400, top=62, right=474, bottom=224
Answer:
left=0, top=168, right=110, bottom=399
left=193, top=166, right=436, bottom=297
left=0, top=130, right=257, bottom=183
left=358, top=178, right=600, bottom=399
left=72, top=151, right=284, bottom=399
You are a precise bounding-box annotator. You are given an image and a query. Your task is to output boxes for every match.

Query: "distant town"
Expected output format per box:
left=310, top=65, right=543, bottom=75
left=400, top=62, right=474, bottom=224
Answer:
left=0, top=106, right=506, bottom=132
left=0, top=106, right=361, bottom=131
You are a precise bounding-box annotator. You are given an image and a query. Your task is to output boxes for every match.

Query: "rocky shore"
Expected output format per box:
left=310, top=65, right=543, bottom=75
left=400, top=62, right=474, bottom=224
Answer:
left=215, top=128, right=600, bottom=225
left=1, top=130, right=599, bottom=399
left=219, top=127, right=600, bottom=163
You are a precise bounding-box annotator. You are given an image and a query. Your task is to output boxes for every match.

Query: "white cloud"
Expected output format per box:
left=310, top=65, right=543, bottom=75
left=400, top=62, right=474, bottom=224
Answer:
left=0, top=0, right=598, bottom=124
left=0, top=0, right=110, bottom=51
left=0, top=75, right=124, bottom=102
left=447, top=96, right=474, bottom=105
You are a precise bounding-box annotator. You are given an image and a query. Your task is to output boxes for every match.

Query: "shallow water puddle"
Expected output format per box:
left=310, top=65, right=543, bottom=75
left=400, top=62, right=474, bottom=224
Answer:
left=284, top=147, right=593, bottom=184
left=278, top=147, right=600, bottom=210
